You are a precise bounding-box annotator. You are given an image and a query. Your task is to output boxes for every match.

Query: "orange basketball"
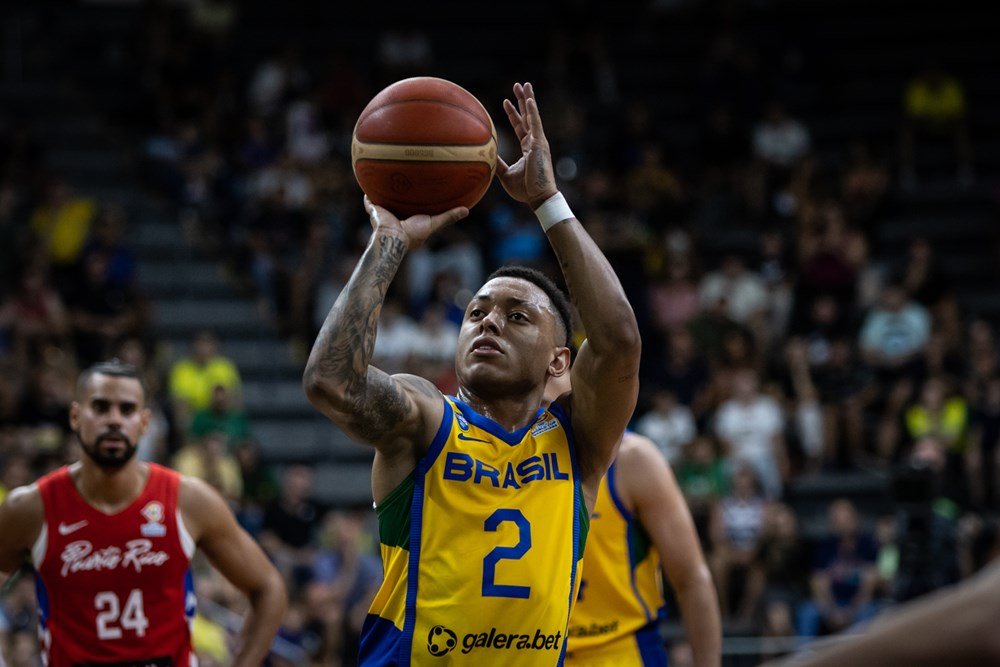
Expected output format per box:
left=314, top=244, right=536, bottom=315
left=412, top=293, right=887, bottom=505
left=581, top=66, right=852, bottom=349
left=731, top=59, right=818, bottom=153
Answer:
left=352, top=77, right=497, bottom=218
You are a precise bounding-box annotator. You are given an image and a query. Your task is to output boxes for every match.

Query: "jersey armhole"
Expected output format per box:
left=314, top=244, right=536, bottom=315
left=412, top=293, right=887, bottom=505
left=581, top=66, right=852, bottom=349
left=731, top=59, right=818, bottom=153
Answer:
left=176, top=510, right=196, bottom=559
left=31, top=523, right=47, bottom=570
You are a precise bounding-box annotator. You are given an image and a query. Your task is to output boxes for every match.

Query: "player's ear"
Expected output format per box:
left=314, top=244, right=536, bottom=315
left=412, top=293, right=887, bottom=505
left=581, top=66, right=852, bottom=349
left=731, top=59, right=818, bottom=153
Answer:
left=548, top=346, right=571, bottom=379
left=139, top=407, right=152, bottom=435
left=69, top=401, right=80, bottom=432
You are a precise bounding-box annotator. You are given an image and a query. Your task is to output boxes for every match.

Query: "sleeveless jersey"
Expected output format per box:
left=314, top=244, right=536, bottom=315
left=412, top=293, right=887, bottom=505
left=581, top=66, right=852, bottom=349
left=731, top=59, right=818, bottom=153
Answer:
left=566, top=461, right=666, bottom=666
left=33, top=464, right=196, bottom=667
left=360, top=397, right=588, bottom=666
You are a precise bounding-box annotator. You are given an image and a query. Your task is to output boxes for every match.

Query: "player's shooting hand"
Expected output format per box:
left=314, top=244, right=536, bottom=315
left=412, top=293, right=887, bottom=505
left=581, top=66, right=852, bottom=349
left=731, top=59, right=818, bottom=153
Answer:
left=496, top=82, right=559, bottom=209
left=363, top=196, right=468, bottom=250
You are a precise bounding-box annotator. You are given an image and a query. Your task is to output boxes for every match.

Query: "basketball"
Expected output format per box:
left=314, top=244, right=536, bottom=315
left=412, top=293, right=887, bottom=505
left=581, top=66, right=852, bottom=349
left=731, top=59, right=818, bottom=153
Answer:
left=351, top=77, right=498, bottom=218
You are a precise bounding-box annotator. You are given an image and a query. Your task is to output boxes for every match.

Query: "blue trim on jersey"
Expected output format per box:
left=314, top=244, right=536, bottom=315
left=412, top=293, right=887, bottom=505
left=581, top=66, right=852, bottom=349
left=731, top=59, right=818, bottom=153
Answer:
left=634, top=621, right=669, bottom=666
left=184, top=569, right=197, bottom=621
left=34, top=573, right=49, bottom=629
left=609, top=461, right=654, bottom=623
left=547, top=401, right=578, bottom=667
left=425, top=399, right=455, bottom=468
left=399, top=399, right=454, bottom=665
left=449, top=396, right=544, bottom=446
left=606, top=461, right=633, bottom=522
left=360, top=614, right=404, bottom=666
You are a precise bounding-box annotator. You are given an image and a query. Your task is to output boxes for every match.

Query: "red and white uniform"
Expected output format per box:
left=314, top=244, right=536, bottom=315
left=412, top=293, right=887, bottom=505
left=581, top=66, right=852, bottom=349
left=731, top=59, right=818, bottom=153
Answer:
left=33, top=464, right=196, bottom=667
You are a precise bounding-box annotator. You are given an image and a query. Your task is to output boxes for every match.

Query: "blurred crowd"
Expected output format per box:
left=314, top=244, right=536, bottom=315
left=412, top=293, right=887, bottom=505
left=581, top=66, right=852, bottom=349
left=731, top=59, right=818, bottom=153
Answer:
left=2, top=0, right=999, bottom=665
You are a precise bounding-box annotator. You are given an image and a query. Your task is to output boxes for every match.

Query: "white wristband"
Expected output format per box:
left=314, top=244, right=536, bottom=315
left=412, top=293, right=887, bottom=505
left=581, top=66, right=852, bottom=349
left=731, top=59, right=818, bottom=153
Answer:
left=533, top=192, right=574, bottom=232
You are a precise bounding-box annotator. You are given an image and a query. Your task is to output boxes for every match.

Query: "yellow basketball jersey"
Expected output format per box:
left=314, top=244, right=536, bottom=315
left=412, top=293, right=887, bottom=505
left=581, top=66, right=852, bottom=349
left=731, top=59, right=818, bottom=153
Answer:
left=360, top=396, right=588, bottom=666
left=566, top=460, right=666, bottom=664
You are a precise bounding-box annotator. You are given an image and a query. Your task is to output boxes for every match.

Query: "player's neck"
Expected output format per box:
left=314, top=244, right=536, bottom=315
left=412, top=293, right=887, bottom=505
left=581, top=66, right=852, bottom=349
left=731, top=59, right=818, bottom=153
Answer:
left=456, top=386, right=542, bottom=433
left=71, top=460, right=150, bottom=514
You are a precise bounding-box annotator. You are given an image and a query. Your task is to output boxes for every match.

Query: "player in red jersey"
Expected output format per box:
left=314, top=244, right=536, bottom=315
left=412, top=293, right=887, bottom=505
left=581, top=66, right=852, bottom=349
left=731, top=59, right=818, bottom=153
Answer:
left=0, top=360, right=287, bottom=667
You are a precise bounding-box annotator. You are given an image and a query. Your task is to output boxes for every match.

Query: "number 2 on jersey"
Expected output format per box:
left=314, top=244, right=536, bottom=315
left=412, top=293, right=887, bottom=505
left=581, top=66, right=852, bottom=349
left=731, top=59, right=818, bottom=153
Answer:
left=95, top=589, right=149, bottom=639
left=482, top=509, right=532, bottom=599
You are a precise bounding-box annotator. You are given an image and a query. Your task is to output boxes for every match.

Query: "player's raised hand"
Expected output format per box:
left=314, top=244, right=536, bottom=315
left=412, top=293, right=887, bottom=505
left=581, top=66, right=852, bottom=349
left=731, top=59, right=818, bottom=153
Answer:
left=363, top=196, right=468, bottom=250
left=497, top=82, right=559, bottom=209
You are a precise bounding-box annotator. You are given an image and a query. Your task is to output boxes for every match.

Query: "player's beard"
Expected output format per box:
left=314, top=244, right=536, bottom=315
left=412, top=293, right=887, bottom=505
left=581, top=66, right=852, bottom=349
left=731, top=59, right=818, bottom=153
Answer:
left=79, top=431, right=138, bottom=469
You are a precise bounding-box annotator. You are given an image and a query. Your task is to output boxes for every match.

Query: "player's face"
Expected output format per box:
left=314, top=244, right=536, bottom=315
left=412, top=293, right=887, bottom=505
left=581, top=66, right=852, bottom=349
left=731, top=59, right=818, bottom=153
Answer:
left=70, top=374, right=150, bottom=470
left=455, top=277, right=565, bottom=400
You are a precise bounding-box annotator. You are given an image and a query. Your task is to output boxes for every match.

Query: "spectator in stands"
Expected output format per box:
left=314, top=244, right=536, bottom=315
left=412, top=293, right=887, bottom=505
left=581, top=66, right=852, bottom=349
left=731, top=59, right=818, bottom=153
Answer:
left=234, top=439, right=279, bottom=534
left=261, top=465, right=322, bottom=586
left=190, top=384, right=251, bottom=448
left=785, top=339, right=824, bottom=472
left=79, top=204, right=137, bottom=289
left=900, top=236, right=952, bottom=314
left=841, top=140, right=890, bottom=230
left=699, top=253, right=769, bottom=330
left=859, top=281, right=931, bottom=381
left=0, top=264, right=70, bottom=362
left=904, top=377, right=969, bottom=454
left=249, top=46, right=309, bottom=118
left=311, top=511, right=382, bottom=663
left=715, top=368, right=787, bottom=498
left=899, top=62, right=974, bottom=188
left=677, top=436, right=729, bottom=533
left=403, top=304, right=456, bottom=394
left=648, top=257, right=701, bottom=335
left=969, top=376, right=1000, bottom=509
left=168, top=330, right=242, bottom=426
left=634, top=388, right=697, bottom=465
left=709, top=465, right=770, bottom=619
left=643, top=326, right=712, bottom=420
left=29, top=179, right=96, bottom=290
left=745, top=503, right=809, bottom=627
left=813, top=339, right=876, bottom=467
left=375, top=27, right=433, bottom=84
left=66, top=249, right=148, bottom=366
left=798, top=499, right=880, bottom=636
left=752, top=101, right=811, bottom=170
left=172, top=430, right=243, bottom=502
left=371, top=299, right=417, bottom=375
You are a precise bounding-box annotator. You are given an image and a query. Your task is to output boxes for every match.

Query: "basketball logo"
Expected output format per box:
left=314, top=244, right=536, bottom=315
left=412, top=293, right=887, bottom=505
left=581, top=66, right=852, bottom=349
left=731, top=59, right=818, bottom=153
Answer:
left=427, top=625, right=457, bottom=656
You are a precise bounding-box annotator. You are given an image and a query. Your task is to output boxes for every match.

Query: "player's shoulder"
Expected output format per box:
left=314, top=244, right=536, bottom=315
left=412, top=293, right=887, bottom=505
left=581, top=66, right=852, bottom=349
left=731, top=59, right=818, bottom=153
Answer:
left=618, top=431, right=664, bottom=466
left=177, top=473, right=225, bottom=507
left=614, top=432, right=676, bottom=496
left=0, top=483, right=45, bottom=553
left=1, top=482, right=43, bottom=516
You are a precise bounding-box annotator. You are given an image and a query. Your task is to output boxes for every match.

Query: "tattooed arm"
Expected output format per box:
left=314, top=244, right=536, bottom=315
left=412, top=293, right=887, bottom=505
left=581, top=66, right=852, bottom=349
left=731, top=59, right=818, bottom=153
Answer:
left=496, top=83, right=640, bottom=504
left=303, top=198, right=468, bottom=470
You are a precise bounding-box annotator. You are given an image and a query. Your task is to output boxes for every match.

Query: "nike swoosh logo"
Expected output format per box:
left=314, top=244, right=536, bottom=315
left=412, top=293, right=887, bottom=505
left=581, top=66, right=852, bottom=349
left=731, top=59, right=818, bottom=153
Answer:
left=456, top=433, right=492, bottom=444
left=58, top=520, right=89, bottom=535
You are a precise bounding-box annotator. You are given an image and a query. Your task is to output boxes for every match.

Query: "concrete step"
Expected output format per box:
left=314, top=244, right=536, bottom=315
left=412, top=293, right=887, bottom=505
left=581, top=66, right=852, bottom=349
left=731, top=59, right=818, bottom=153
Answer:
left=45, top=147, right=128, bottom=173
left=251, top=418, right=368, bottom=462
left=310, top=462, right=375, bottom=508
left=243, top=380, right=312, bottom=418
left=138, top=260, right=235, bottom=298
left=152, top=299, right=271, bottom=338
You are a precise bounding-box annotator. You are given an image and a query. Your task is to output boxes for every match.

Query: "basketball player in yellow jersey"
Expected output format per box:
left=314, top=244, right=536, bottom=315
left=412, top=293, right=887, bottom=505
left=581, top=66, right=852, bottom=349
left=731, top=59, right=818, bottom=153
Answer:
left=304, top=81, right=640, bottom=666
left=543, top=377, right=721, bottom=667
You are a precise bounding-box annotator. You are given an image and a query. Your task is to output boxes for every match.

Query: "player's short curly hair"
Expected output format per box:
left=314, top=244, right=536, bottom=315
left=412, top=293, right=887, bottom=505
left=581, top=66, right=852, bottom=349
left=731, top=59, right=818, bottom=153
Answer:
left=77, top=359, right=145, bottom=398
left=486, top=265, right=573, bottom=349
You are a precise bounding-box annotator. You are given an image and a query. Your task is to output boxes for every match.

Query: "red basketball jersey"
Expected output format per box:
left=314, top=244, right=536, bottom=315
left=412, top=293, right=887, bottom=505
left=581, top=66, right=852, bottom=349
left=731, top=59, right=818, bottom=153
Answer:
left=33, top=464, right=196, bottom=667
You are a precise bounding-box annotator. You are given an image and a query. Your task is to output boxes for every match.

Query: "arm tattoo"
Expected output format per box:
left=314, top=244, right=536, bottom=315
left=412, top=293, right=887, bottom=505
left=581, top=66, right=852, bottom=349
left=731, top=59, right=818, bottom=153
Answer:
left=304, top=233, right=412, bottom=441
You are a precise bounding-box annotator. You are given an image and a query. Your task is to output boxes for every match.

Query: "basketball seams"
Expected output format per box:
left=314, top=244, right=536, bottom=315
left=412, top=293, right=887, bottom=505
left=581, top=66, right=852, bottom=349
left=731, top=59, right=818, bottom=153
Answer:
left=352, top=139, right=498, bottom=165
left=356, top=97, right=493, bottom=136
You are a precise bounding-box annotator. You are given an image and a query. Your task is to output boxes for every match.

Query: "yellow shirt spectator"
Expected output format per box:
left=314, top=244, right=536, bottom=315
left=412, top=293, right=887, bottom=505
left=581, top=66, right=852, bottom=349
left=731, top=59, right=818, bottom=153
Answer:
left=904, top=75, right=966, bottom=124
left=31, top=194, right=96, bottom=266
left=169, top=355, right=242, bottom=412
left=191, top=613, right=231, bottom=665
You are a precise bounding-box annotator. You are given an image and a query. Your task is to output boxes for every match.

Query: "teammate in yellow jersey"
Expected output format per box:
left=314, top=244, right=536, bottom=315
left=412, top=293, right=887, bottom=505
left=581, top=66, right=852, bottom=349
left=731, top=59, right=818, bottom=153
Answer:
left=304, top=81, right=640, bottom=666
left=544, top=375, right=721, bottom=667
